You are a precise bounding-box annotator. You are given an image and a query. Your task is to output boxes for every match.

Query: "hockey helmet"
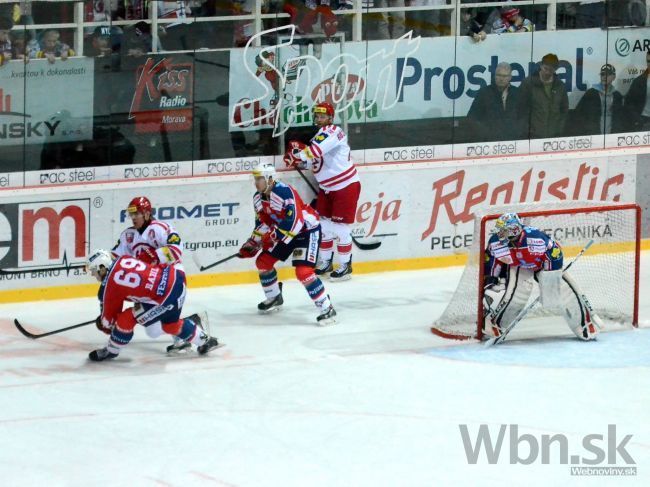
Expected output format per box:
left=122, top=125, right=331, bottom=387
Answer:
left=252, top=163, right=276, bottom=180
left=86, top=249, right=114, bottom=276
left=495, top=212, right=523, bottom=241
left=127, top=196, right=152, bottom=215
left=313, top=102, right=335, bottom=118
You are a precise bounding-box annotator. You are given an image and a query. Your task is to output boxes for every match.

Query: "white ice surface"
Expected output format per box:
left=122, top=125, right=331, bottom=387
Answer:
left=1, top=257, right=649, bottom=487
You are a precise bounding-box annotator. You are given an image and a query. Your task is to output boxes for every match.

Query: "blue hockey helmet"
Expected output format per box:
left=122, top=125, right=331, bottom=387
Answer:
left=495, top=213, right=523, bottom=241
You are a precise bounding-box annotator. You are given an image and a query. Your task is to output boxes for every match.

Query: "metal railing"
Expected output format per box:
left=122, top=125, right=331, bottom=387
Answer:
left=4, top=0, right=645, bottom=54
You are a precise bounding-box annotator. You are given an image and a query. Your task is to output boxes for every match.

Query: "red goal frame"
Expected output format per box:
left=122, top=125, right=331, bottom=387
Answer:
left=432, top=204, right=641, bottom=340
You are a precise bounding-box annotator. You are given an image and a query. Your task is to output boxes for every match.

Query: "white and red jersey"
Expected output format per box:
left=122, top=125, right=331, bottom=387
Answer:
left=85, top=1, right=110, bottom=23
left=300, top=124, right=359, bottom=191
left=156, top=1, right=189, bottom=20
left=98, top=256, right=182, bottom=325
left=112, top=219, right=183, bottom=270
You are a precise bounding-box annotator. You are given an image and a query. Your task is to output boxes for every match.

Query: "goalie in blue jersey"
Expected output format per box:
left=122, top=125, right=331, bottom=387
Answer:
left=483, top=213, right=601, bottom=340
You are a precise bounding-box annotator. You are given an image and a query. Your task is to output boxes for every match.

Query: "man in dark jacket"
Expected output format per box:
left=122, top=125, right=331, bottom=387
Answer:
left=572, top=64, right=624, bottom=135
left=517, top=53, right=569, bottom=139
left=623, top=50, right=650, bottom=132
left=464, top=62, right=519, bottom=142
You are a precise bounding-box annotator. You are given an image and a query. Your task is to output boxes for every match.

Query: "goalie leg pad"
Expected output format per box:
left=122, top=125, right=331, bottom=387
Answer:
left=489, top=267, right=535, bottom=336
left=537, top=269, right=563, bottom=312
left=483, top=283, right=505, bottom=320
left=561, top=273, right=600, bottom=341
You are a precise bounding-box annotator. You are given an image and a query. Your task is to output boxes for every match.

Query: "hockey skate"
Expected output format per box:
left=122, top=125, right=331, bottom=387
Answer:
left=315, top=256, right=334, bottom=276
left=168, top=312, right=213, bottom=354
left=316, top=305, right=337, bottom=326
left=258, top=282, right=283, bottom=313
left=88, top=347, right=118, bottom=362
left=197, top=336, right=221, bottom=355
left=167, top=336, right=192, bottom=354
left=330, top=259, right=352, bottom=281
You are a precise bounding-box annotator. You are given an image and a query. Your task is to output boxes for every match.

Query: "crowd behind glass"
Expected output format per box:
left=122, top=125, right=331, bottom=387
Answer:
left=0, top=0, right=648, bottom=171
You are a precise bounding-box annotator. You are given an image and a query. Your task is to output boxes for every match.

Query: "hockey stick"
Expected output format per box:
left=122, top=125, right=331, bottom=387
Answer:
left=13, top=318, right=95, bottom=340
left=293, top=166, right=381, bottom=251
left=192, top=251, right=240, bottom=272
left=485, top=239, right=595, bottom=347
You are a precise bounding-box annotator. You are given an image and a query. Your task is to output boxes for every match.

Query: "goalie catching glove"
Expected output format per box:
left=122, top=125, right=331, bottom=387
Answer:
left=283, top=140, right=307, bottom=167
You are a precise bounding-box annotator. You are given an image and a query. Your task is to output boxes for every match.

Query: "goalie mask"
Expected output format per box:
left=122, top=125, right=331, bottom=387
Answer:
left=495, top=213, right=523, bottom=242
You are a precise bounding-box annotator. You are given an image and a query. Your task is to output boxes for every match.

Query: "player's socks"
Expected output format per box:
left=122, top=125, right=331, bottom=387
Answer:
left=258, top=282, right=284, bottom=312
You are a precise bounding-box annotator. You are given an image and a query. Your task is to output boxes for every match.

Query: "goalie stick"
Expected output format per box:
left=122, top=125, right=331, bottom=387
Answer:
left=484, top=239, right=595, bottom=347
left=293, top=166, right=381, bottom=251
left=192, top=251, right=239, bottom=272
left=13, top=318, right=95, bottom=340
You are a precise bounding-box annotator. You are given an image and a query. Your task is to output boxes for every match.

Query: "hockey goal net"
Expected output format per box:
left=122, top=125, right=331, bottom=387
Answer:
left=432, top=202, right=641, bottom=340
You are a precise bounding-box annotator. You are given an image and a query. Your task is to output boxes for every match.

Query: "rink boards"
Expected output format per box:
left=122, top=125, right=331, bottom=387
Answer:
left=0, top=148, right=647, bottom=302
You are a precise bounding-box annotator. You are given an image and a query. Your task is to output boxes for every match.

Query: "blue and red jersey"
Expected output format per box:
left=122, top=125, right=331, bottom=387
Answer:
left=485, top=226, right=564, bottom=278
left=252, top=181, right=319, bottom=244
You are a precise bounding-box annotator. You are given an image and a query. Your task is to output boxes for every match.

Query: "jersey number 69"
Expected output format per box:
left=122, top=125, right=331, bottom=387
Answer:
left=113, top=258, right=147, bottom=288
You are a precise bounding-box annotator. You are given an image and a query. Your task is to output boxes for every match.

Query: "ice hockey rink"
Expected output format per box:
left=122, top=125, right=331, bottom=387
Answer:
left=1, top=257, right=649, bottom=487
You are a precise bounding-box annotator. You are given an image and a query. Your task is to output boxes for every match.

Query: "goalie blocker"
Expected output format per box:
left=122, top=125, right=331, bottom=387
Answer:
left=482, top=213, right=601, bottom=341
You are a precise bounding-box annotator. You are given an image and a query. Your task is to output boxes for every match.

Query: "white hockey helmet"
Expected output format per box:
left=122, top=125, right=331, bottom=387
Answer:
left=86, top=249, right=114, bottom=275
left=252, top=162, right=276, bottom=180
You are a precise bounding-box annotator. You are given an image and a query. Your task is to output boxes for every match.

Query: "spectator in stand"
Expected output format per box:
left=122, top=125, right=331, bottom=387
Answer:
left=121, top=21, right=160, bottom=57
left=156, top=0, right=192, bottom=21
left=232, top=0, right=265, bottom=48
left=84, top=0, right=112, bottom=37
left=571, top=64, right=623, bottom=135
left=0, top=17, right=12, bottom=66
left=10, top=29, right=40, bottom=61
left=502, top=7, right=534, bottom=32
left=0, top=4, right=18, bottom=25
left=374, top=0, right=405, bottom=40
left=464, top=62, right=518, bottom=142
left=460, top=9, right=486, bottom=42
left=477, top=5, right=504, bottom=34
left=36, top=29, right=74, bottom=64
left=155, top=1, right=193, bottom=50
left=89, top=25, right=122, bottom=57
left=623, top=50, right=650, bottom=132
left=113, top=0, right=147, bottom=20
left=576, top=1, right=605, bottom=28
left=516, top=53, right=569, bottom=139
left=407, top=0, right=446, bottom=38
left=283, top=1, right=339, bottom=59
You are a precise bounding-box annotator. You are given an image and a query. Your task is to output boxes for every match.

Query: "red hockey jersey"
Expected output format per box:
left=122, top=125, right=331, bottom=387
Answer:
left=98, top=256, right=181, bottom=325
